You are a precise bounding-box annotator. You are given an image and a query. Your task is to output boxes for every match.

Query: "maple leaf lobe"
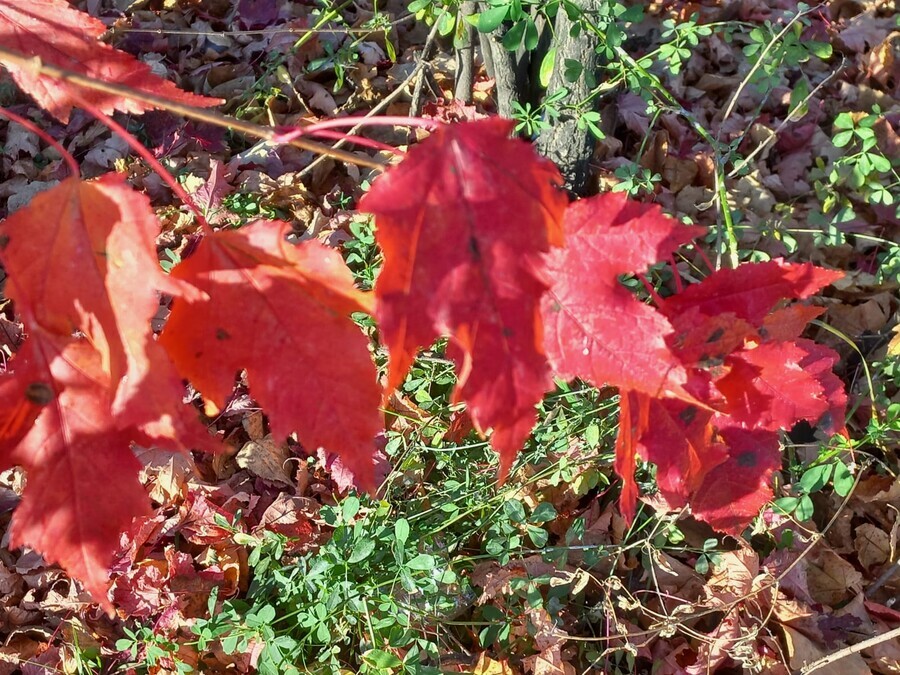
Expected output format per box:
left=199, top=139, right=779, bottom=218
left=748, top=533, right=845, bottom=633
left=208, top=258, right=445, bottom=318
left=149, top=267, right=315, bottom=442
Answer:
left=542, top=193, right=704, bottom=402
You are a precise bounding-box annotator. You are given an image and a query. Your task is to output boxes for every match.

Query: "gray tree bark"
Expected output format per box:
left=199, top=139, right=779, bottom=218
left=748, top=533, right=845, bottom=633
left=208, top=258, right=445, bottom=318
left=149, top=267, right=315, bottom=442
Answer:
left=477, top=15, right=530, bottom=119
left=535, top=0, right=602, bottom=196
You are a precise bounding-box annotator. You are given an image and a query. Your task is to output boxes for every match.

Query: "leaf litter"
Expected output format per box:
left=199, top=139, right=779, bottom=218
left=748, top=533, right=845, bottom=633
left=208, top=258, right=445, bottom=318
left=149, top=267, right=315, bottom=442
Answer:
left=0, top=0, right=898, bottom=672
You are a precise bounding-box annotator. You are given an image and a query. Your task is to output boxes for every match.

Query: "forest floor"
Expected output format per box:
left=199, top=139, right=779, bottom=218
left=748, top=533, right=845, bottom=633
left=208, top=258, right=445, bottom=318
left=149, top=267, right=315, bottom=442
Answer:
left=1, top=0, right=900, bottom=673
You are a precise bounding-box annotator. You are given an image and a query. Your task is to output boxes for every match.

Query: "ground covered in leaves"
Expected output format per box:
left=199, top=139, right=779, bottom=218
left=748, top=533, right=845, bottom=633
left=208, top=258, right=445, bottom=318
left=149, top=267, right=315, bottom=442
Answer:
left=1, top=0, right=900, bottom=673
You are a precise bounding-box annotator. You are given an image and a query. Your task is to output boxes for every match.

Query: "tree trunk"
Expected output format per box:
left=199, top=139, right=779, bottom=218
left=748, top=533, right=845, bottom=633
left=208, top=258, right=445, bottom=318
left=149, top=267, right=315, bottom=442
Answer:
left=536, top=0, right=602, bottom=196
left=478, top=13, right=530, bottom=119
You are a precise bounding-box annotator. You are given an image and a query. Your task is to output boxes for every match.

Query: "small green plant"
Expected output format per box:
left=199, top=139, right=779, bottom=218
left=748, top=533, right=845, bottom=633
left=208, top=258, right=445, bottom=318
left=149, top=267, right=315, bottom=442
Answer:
left=694, top=537, right=723, bottom=575
left=308, top=41, right=360, bottom=93
left=510, top=102, right=548, bottom=136
left=192, top=494, right=463, bottom=674
left=611, top=162, right=660, bottom=196
left=116, top=624, right=192, bottom=674
left=658, top=14, right=712, bottom=75
left=773, top=456, right=854, bottom=522
left=811, top=108, right=900, bottom=240
left=343, top=216, right=381, bottom=289
left=739, top=6, right=833, bottom=92
left=222, top=192, right=281, bottom=222
left=400, top=353, right=457, bottom=416
left=160, top=247, right=181, bottom=273
left=829, top=110, right=898, bottom=206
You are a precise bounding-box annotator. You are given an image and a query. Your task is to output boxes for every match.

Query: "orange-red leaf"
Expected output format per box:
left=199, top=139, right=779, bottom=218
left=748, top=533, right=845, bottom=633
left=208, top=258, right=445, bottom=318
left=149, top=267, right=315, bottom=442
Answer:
left=3, top=332, right=150, bottom=612
left=761, top=304, right=826, bottom=342
left=636, top=398, right=725, bottom=508
left=717, top=341, right=830, bottom=432
left=0, top=0, right=221, bottom=122
left=159, top=220, right=382, bottom=488
left=361, top=119, right=567, bottom=477
left=542, top=193, right=703, bottom=401
left=610, top=258, right=844, bottom=533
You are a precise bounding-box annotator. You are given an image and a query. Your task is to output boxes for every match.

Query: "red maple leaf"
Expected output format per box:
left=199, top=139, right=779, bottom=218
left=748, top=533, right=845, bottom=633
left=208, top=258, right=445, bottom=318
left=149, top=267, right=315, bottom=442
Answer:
left=360, top=118, right=567, bottom=477
left=716, top=341, right=831, bottom=432
left=159, top=220, right=383, bottom=488
left=0, top=174, right=217, bottom=608
left=0, top=0, right=221, bottom=122
left=541, top=193, right=704, bottom=401
left=687, top=427, right=782, bottom=535
left=0, top=175, right=211, bottom=449
left=635, top=398, right=725, bottom=508
left=661, top=259, right=843, bottom=326
left=624, top=260, right=846, bottom=533
left=761, top=304, right=826, bottom=342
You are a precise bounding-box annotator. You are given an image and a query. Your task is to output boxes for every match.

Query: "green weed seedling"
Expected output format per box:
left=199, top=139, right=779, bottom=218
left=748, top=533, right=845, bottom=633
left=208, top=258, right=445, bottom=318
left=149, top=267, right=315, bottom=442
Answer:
left=159, top=247, right=181, bottom=273
left=222, top=192, right=283, bottom=223
left=611, top=162, right=661, bottom=196
left=657, top=14, right=712, bottom=75
left=343, top=216, right=381, bottom=290
left=693, top=538, right=723, bottom=575
left=510, top=90, right=566, bottom=138
left=193, top=493, right=460, bottom=674
left=116, top=624, right=191, bottom=674
left=739, top=8, right=832, bottom=93
left=773, top=456, right=854, bottom=523
left=811, top=107, right=900, bottom=235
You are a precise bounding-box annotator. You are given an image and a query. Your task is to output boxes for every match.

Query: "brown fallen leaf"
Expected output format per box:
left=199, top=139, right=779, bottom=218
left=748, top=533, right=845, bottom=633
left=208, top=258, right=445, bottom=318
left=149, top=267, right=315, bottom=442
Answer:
left=888, top=324, right=900, bottom=357
left=854, top=523, right=892, bottom=570
left=807, top=547, right=864, bottom=607
left=469, top=652, right=519, bottom=675
left=236, top=435, right=293, bottom=485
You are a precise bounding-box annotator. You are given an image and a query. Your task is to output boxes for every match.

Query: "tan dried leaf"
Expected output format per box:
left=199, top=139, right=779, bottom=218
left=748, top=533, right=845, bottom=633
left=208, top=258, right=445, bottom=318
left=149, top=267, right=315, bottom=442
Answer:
left=807, top=549, right=864, bottom=606
left=236, top=436, right=292, bottom=485
left=855, top=523, right=892, bottom=570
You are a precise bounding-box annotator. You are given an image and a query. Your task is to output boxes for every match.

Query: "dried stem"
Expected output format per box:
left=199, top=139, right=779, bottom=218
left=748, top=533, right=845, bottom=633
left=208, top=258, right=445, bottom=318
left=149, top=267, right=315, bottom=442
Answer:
left=800, top=625, right=900, bottom=673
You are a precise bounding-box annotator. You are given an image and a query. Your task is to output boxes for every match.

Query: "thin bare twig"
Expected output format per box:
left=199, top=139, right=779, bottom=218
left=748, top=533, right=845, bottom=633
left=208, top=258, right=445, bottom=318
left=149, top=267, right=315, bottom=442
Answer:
left=721, top=2, right=825, bottom=123
left=297, top=15, right=445, bottom=179
left=801, top=625, right=900, bottom=673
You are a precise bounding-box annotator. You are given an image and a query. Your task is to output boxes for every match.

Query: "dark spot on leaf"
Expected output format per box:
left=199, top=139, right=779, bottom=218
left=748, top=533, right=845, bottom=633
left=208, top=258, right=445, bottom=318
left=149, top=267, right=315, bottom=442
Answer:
left=679, top=406, right=697, bottom=425
left=0, top=235, right=9, bottom=250
left=706, top=327, right=725, bottom=343
left=736, top=452, right=756, bottom=468
left=216, top=328, right=230, bottom=341
left=468, top=236, right=480, bottom=260
left=25, top=382, right=53, bottom=406
left=699, top=355, right=724, bottom=369
left=503, top=327, right=513, bottom=338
